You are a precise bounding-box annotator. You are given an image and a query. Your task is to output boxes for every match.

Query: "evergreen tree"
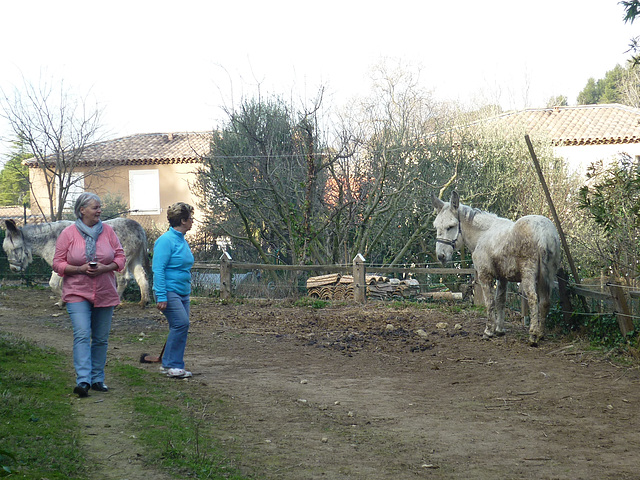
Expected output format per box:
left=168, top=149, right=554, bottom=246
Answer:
left=0, top=147, right=30, bottom=206
left=577, top=65, right=626, bottom=105
left=577, top=78, right=601, bottom=105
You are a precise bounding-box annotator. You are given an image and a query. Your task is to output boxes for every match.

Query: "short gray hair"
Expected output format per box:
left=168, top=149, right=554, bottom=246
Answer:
left=167, top=202, right=194, bottom=227
left=74, top=192, right=101, bottom=219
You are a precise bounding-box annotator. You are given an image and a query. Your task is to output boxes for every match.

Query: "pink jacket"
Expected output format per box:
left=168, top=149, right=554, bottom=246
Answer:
left=52, top=223, right=126, bottom=307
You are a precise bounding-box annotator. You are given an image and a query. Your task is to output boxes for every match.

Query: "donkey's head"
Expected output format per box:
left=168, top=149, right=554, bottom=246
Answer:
left=432, top=191, right=462, bottom=265
left=2, top=220, right=33, bottom=272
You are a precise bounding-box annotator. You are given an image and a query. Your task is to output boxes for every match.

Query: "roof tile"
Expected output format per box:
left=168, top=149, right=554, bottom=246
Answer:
left=27, top=132, right=212, bottom=166
left=489, top=104, right=640, bottom=145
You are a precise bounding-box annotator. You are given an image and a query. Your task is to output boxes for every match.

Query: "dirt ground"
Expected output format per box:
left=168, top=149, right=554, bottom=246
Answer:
left=1, top=287, right=640, bottom=480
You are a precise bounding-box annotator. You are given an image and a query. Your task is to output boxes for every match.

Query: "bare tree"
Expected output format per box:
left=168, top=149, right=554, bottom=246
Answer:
left=620, top=64, right=640, bottom=107
left=0, top=75, right=105, bottom=221
left=338, top=61, right=448, bottom=266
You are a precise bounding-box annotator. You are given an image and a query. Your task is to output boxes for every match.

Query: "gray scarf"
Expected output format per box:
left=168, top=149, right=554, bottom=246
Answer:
left=75, top=219, right=103, bottom=262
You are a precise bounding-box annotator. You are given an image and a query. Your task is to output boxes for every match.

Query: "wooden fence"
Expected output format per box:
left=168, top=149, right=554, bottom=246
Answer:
left=571, top=282, right=638, bottom=336
left=195, top=253, right=640, bottom=337
left=193, top=252, right=475, bottom=303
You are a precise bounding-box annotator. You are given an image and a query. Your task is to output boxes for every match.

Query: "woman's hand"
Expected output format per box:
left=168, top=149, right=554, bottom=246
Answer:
left=85, top=262, right=97, bottom=277
left=156, top=301, right=167, bottom=311
left=85, top=262, right=116, bottom=277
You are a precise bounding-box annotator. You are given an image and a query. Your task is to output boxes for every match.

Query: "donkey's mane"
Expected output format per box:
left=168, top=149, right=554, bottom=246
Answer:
left=21, top=221, right=71, bottom=243
left=459, top=204, right=500, bottom=227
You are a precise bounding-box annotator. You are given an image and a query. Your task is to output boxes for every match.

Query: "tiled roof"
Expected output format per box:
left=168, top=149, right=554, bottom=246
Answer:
left=486, top=104, right=640, bottom=146
left=26, top=132, right=212, bottom=167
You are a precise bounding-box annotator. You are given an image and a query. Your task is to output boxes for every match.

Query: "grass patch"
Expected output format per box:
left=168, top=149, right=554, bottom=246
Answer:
left=0, top=332, right=85, bottom=479
left=111, top=363, right=252, bottom=479
left=292, top=297, right=330, bottom=309
left=0, top=331, right=252, bottom=480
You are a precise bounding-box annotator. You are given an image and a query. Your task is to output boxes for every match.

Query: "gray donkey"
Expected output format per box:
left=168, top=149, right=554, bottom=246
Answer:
left=3, top=218, right=150, bottom=307
left=432, top=191, right=561, bottom=346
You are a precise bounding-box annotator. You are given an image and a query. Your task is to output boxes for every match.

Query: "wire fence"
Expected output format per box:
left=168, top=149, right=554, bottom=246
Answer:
left=3, top=215, right=640, bottom=334
left=190, top=259, right=477, bottom=303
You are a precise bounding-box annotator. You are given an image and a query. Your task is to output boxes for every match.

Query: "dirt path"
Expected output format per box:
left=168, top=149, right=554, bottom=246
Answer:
left=0, top=289, right=176, bottom=480
left=1, top=288, right=640, bottom=479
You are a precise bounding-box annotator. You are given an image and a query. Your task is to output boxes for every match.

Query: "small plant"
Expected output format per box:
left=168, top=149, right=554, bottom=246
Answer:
left=545, top=302, right=580, bottom=335
left=584, top=314, right=628, bottom=348
left=548, top=305, right=640, bottom=352
left=292, top=297, right=329, bottom=309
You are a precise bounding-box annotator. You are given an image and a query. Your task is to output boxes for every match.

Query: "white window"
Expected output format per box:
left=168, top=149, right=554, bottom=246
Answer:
left=63, top=173, right=84, bottom=210
left=129, top=169, right=160, bottom=214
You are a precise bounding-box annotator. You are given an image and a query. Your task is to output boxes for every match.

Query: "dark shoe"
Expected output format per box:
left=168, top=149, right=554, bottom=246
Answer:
left=91, top=382, right=109, bottom=392
left=74, top=382, right=90, bottom=398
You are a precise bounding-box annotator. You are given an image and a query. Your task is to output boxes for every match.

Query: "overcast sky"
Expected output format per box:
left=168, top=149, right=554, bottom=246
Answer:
left=0, top=0, right=637, bottom=161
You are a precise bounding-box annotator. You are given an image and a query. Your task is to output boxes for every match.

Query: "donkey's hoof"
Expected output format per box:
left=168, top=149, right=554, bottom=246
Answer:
left=482, top=332, right=493, bottom=340
left=495, top=330, right=506, bottom=337
left=528, top=336, right=539, bottom=347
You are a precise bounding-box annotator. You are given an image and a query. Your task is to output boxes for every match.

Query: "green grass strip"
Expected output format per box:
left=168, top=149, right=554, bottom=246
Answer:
left=0, top=332, right=86, bottom=479
left=111, top=363, right=252, bottom=479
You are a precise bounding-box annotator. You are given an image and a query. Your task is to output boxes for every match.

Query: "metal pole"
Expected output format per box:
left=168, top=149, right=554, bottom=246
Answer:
left=524, top=134, right=589, bottom=312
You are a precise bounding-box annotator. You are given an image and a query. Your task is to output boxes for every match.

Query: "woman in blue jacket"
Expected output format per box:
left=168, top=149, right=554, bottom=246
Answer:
left=152, top=202, right=195, bottom=378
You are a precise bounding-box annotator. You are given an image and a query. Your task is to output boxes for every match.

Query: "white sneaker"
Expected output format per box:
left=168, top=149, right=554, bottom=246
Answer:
left=166, top=368, right=192, bottom=378
left=159, top=366, right=168, bottom=374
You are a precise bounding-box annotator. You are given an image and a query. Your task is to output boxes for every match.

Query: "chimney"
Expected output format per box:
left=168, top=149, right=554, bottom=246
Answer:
left=167, top=133, right=174, bottom=141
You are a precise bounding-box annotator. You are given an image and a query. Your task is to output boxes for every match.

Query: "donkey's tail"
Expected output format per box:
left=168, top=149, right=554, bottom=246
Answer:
left=537, top=253, right=551, bottom=295
left=538, top=241, right=561, bottom=294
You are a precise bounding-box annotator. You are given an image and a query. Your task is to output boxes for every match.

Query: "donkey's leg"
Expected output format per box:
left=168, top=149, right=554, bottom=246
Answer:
left=521, top=274, right=541, bottom=346
left=494, top=279, right=508, bottom=336
left=115, top=271, right=129, bottom=300
left=132, top=262, right=150, bottom=307
left=537, top=282, right=552, bottom=342
left=479, top=276, right=498, bottom=338
left=49, top=272, right=65, bottom=309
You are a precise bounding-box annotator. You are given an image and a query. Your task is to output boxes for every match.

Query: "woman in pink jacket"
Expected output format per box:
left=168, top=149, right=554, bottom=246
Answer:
left=53, top=193, right=126, bottom=398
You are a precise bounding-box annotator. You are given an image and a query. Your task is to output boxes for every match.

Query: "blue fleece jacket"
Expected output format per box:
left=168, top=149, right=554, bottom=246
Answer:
left=152, top=227, right=194, bottom=302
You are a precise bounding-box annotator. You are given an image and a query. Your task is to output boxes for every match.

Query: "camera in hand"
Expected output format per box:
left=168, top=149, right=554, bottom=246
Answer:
left=89, top=261, right=98, bottom=268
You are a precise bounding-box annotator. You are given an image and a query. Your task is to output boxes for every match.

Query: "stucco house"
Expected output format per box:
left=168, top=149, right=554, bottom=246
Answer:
left=485, top=103, right=640, bottom=174
left=26, top=132, right=212, bottom=228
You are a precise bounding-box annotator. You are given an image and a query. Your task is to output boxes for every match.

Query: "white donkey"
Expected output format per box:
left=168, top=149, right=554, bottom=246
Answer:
left=3, top=218, right=150, bottom=307
left=432, top=191, right=561, bottom=346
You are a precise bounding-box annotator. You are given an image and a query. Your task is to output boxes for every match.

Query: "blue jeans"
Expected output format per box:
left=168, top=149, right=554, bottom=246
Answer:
left=161, top=291, right=190, bottom=369
left=66, top=301, right=114, bottom=385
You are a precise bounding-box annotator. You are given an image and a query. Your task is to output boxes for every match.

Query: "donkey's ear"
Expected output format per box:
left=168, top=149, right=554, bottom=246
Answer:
left=4, top=219, right=19, bottom=234
left=431, top=194, right=445, bottom=213
left=450, top=191, right=460, bottom=210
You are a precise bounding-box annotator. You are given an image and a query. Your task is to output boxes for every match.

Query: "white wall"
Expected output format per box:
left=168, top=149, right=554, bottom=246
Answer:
left=554, top=143, right=640, bottom=175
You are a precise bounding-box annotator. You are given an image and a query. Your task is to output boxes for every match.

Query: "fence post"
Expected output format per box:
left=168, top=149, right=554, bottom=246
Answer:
left=353, top=253, right=366, bottom=304
left=607, top=281, right=634, bottom=337
left=220, top=251, right=232, bottom=300
left=557, top=268, right=575, bottom=327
